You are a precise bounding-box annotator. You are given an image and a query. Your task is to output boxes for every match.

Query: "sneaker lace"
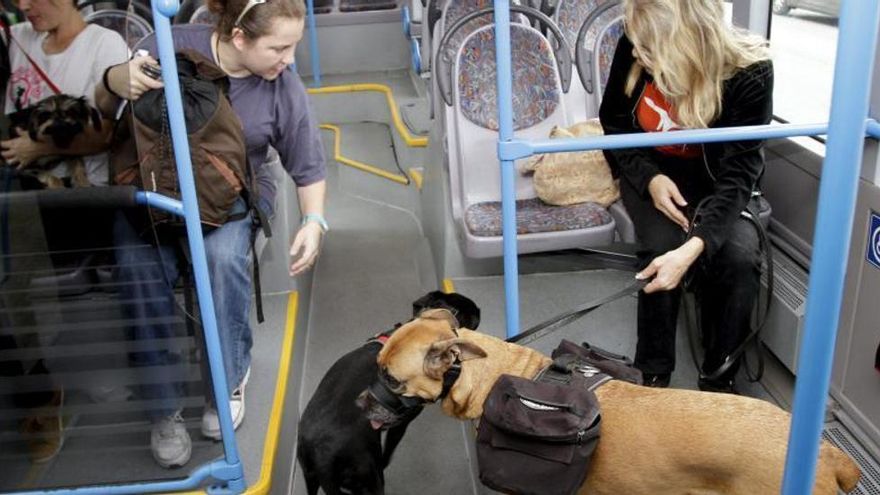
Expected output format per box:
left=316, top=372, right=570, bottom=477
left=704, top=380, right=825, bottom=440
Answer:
left=158, top=412, right=185, bottom=439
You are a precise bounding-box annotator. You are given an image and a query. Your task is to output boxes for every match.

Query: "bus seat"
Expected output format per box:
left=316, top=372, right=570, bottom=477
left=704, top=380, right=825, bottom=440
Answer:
left=445, top=23, right=615, bottom=258
left=574, top=1, right=623, bottom=115
left=189, top=5, right=218, bottom=24
left=84, top=9, right=153, bottom=50
left=549, top=0, right=605, bottom=122
left=428, top=0, right=529, bottom=119
left=418, top=0, right=443, bottom=80
left=340, top=0, right=398, bottom=12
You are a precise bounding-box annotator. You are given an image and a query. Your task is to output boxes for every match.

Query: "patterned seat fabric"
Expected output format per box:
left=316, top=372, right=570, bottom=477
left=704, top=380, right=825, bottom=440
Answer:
left=592, top=10, right=623, bottom=94
left=457, top=25, right=559, bottom=131
left=466, top=198, right=612, bottom=236
left=555, top=0, right=601, bottom=56
left=439, top=0, right=494, bottom=68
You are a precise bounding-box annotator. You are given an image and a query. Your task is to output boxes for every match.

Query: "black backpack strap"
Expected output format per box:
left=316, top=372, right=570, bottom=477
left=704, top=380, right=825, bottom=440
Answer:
left=250, top=217, right=264, bottom=324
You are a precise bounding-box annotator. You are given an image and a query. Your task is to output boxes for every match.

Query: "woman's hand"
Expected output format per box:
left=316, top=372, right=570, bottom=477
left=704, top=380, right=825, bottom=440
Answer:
left=637, top=237, right=705, bottom=293
left=647, top=174, right=689, bottom=230
left=106, top=56, right=164, bottom=101
left=289, top=222, right=323, bottom=276
left=1, top=128, right=48, bottom=168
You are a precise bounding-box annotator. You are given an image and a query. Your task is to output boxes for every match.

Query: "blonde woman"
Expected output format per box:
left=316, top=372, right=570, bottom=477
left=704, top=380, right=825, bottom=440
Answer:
left=599, top=0, right=773, bottom=393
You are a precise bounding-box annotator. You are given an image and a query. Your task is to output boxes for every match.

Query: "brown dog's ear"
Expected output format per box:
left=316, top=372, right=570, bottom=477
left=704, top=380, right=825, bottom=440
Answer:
left=419, top=307, right=460, bottom=330
left=424, top=338, right=487, bottom=380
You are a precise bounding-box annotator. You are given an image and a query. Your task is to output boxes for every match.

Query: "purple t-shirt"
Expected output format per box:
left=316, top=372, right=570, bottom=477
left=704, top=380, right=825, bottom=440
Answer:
left=136, top=24, right=326, bottom=212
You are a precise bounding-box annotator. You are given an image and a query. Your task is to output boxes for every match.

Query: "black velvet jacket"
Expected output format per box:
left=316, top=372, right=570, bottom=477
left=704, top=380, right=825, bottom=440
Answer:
left=599, top=35, right=774, bottom=260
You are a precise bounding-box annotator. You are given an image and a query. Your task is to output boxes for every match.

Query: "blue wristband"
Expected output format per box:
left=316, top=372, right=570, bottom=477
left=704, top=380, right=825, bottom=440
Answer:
left=302, top=213, right=329, bottom=233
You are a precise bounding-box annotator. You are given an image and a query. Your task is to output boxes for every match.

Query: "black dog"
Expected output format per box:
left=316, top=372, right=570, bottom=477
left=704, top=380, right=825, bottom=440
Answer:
left=4, top=94, right=102, bottom=188
left=296, top=291, right=480, bottom=495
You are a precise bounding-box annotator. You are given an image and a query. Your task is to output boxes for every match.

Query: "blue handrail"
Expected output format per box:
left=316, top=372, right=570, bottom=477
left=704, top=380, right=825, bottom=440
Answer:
left=490, top=0, right=880, bottom=493
left=492, top=0, right=520, bottom=342
left=499, top=122, right=830, bottom=160
left=306, top=0, right=322, bottom=86
left=149, top=0, right=246, bottom=492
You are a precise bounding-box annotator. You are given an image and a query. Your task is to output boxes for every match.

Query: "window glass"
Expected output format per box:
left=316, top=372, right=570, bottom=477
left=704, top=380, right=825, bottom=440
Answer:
left=769, top=1, right=839, bottom=154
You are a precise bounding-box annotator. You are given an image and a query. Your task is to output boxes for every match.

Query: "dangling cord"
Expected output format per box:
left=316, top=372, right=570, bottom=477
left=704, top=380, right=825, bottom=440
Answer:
left=685, top=195, right=774, bottom=383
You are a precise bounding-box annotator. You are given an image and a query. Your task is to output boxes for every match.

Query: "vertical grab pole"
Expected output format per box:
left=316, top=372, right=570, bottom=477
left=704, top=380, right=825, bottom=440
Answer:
left=152, top=0, right=245, bottom=490
left=781, top=0, right=880, bottom=493
left=306, top=0, right=322, bottom=86
left=493, top=0, right=520, bottom=339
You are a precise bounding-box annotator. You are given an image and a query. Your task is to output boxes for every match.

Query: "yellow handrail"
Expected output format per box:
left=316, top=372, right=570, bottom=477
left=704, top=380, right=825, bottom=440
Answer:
left=320, top=124, right=410, bottom=185
left=308, top=83, right=429, bottom=147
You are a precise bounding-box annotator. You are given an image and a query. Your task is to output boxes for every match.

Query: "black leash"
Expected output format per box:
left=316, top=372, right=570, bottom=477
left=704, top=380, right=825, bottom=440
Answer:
left=687, top=198, right=774, bottom=383
left=507, top=279, right=647, bottom=346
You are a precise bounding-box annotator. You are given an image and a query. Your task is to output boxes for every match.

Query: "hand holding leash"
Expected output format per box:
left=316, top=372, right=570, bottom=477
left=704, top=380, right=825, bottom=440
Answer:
left=637, top=236, right=704, bottom=293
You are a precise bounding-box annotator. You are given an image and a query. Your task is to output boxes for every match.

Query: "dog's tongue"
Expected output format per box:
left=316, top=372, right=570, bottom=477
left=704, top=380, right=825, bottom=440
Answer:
left=370, top=420, right=385, bottom=430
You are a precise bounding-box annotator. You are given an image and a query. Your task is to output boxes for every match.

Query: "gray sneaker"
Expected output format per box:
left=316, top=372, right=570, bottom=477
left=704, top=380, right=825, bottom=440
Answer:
left=201, top=367, right=249, bottom=440
left=151, top=411, right=192, bottom=468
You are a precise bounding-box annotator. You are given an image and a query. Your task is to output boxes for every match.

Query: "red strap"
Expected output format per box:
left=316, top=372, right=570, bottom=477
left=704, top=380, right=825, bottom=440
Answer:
left=1, top=19, right=62, bottom=95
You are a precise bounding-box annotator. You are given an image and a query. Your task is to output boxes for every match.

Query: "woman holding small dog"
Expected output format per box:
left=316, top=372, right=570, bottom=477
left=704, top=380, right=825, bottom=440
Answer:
left=97, top=0, right=326, bottom=468
left=599, top=0, right=772, bottom=393
left=0, top=0, right=128, bottom=185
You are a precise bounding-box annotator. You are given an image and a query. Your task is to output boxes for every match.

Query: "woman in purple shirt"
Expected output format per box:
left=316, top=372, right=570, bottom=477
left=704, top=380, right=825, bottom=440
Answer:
left=97, top=0, right=326, bottom=468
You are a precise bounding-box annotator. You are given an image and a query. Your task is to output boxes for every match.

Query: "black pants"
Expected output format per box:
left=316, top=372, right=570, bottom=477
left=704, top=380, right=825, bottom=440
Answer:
left=619, top=179, right=762, bottom=380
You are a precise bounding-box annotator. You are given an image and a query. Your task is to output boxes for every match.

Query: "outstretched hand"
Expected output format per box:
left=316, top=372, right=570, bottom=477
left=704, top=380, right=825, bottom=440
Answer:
left=289, top=222, right=323, bottom=276
left=647, top=174, right=689, bottom=231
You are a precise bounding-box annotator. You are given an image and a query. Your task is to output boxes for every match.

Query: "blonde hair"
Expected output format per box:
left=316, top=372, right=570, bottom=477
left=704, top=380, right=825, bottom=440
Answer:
left=623, top=0, right=769, bottom=129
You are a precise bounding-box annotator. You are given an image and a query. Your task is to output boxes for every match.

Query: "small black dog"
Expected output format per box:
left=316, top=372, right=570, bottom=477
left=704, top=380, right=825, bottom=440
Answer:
left=5, top=94, right=102, bottom=188
left=297, top=291, right=480, bottom=495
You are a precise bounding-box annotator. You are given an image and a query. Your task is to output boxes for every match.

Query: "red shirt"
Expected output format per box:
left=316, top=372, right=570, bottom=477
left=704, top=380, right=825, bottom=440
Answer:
left=636, top=82, right=702, bottom=159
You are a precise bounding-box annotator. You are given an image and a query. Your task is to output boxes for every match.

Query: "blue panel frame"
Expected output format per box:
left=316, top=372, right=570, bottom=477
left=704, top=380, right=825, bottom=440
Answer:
left=15, top=0, right=248, bottom=493
left=490, top=0, right=880, bottom=493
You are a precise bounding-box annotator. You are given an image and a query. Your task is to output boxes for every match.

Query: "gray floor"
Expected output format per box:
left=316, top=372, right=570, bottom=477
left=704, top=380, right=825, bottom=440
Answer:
left=292, top=116, right=478, bottom=494
left=287, top=70, right=783, bottom=495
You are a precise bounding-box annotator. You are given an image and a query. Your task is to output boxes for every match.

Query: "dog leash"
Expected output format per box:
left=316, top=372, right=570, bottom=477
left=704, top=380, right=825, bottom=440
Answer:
left=507, top=278, right=647, bottom=346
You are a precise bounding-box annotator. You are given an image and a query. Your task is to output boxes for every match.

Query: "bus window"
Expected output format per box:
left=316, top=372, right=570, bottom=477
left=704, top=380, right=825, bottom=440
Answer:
left=769, top=1, right=838, bottom=154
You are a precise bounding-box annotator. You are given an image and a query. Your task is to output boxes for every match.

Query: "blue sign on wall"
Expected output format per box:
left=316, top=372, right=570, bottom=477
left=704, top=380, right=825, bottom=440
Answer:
left=867, top=212, right=880, bottom=270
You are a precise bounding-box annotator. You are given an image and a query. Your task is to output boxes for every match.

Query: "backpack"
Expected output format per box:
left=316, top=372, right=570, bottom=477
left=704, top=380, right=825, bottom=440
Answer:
left=110, top=49, right=270, bottom=321
left=110, top=49, right=261, bottom=231
left=476, top=365, right=604, bottom=495
left=477, top=341, right=641, bottom=495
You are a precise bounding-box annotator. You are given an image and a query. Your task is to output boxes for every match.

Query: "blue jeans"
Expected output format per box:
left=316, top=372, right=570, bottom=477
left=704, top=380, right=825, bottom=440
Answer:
left=114, top=211, right=253, bottom=417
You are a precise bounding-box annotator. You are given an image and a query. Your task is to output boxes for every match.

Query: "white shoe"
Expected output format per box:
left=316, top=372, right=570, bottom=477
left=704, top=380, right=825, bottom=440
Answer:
left=151, top=411, right=192, bottom=468
left=201, top=367, right=249, bottom=440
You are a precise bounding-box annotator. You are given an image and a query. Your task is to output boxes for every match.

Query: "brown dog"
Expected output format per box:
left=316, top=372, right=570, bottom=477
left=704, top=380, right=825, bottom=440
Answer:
left=361, top=309, right=861, bottom=495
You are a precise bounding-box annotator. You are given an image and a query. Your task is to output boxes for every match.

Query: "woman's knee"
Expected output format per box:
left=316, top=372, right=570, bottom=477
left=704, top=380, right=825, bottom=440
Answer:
left=711, top=222, right=761, bottom=274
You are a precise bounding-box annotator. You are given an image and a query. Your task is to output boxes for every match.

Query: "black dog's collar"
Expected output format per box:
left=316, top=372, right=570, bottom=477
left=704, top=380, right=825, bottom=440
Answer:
left=368, top=356, right=463, bottom=418
left=439, top=359, right=461, bottom=399
left=366, top=315, right=462, bottom=417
